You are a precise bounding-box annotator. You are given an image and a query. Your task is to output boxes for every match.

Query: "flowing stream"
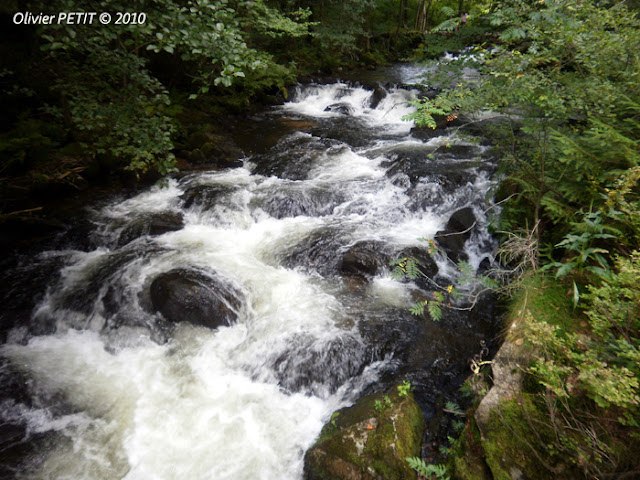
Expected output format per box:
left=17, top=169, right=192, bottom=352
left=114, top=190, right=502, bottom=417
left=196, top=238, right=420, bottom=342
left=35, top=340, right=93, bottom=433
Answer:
left=0, top=66, right=498, bottom=479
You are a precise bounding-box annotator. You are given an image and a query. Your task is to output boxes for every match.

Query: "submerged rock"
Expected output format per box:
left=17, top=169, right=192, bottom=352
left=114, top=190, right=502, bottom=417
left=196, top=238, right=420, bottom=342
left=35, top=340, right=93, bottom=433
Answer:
left=304, top=386, right=424, bottom=480
left=149, top=268, right=243, bottom=329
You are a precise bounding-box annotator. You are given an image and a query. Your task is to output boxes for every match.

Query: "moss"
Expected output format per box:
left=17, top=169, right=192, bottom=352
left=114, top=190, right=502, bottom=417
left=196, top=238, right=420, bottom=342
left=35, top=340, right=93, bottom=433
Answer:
left=481, top=395, right=580, bottom=480
left=449, top=420, right=491, bottom=480
left=507, top=273, right=580, bottom=337
left=304, top=386, right=425, bottom=480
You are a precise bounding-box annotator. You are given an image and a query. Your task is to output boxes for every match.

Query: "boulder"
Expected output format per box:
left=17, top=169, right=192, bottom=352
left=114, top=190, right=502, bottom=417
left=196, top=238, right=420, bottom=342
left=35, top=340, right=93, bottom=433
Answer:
left=304, top=386, right=425, bottom=480
left=149, top=269, right=242, bottom=329
left=434, top=207, right=476, bottom=263
left=117, top=212, right=184, bottom=246
left=258, top=186, right=343, bottom=219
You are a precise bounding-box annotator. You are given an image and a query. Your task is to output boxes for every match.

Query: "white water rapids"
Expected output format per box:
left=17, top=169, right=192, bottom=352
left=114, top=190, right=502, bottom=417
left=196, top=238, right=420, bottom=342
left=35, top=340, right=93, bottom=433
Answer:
left=0, top=76, right=496, bottom=479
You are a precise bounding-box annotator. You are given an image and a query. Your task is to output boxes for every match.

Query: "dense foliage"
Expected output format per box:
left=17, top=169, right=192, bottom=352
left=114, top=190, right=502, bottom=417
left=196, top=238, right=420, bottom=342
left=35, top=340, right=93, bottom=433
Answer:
left=406, top=1, right=640, bottom=477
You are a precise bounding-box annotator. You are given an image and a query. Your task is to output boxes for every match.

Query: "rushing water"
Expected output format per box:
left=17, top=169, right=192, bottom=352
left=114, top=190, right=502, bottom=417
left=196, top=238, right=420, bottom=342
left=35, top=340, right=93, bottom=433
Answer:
left=0, top=68, right=498, bottom=479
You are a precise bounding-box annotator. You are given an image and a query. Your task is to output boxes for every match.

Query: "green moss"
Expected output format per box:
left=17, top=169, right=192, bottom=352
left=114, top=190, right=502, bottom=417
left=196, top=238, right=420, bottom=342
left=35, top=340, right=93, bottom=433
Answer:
left=507, top=273, right=579, bottom=336
left=304, top=386, right=425, bottom=480
left=449, top=420, right=491, bottom=480
left=482, top=395, right=580, bottom=479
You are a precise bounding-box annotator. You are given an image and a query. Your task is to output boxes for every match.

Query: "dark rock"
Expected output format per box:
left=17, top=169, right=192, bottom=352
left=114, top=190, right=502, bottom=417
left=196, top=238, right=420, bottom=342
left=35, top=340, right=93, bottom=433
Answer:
left=184, top=129, right=244, bottom=167
left=304, top=386, right=425, bottom=480
left=273, top=334, right=368, bottom=395
left=118, top=212, right=184, bottom=246
left=257, top=186, right=343, bottom=219
left=149, top=268, right=243, bottom=329
left=340, top=241, right=390, bottom=278
left=280, top=228, right=347, bottom=276
left=434, top=207, right=476, bottom=263
left=252, top=135, right=339, bottom=180
left=180, top=185, right=232, bottom=210
left=369, top=87, right=387, bottom=109
left=410, top=125, right=445, bottom=141
left=415, top=89, right=440, bottom=101
left=324, top=103, right=355, bottom=115
left=395, top=245, right=439, bottom=282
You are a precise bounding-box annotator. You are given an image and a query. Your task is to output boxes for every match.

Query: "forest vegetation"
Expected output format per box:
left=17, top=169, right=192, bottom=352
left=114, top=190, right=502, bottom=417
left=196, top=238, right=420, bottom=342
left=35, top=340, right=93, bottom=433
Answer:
left=1, top=0, right=640, bottom=478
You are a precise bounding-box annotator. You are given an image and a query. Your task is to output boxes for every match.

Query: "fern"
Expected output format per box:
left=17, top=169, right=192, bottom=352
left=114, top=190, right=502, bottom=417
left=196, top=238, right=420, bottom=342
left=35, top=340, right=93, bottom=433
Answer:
left=428, top=302, right=443, bottom=321
left=410, top=300, right=427, bottom=316
left=445, top=401, right=465, bottom=416
left=406, top=457, right=450, bottom=479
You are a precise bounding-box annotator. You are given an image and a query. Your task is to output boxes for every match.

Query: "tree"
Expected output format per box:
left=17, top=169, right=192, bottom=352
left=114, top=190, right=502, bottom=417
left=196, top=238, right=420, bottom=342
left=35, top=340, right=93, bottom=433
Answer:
left=25, top=0, right=312, bottom=175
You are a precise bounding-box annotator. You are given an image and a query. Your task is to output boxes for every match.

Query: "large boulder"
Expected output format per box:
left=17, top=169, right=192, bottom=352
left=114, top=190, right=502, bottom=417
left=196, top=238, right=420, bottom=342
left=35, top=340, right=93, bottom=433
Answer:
left=280, top=228, right=347, bottom=276
left=434, top=207, right=476, bottom=263
left=149, top=269, right=243, bottom=329
left=304, top=386, right=425, bottom=480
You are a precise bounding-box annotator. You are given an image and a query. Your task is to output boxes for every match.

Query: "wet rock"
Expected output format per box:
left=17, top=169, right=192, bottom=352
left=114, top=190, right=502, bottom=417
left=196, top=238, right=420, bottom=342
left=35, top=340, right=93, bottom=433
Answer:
left=434, top=207, right=476, bottom=263
left=394, top=246, right=439, bottom=284
left=304, top=386, right=424, bottom=480
left=183, top=128, right=244, bottom=168
left=251, top=135, right=339, bottom=180
left=369, top=87, right=387, bottom=109
left=117, top=212, right=184, bottom=246
left=324, top=103, right=355, bottom=115
left=149, top=268, right=243, bottom=329
left=258, top=186, right=343, bottom=219
left=340, top=241, right=390, bottom=278
left=280, top=228, right=347, bottom=276
left=180, top=184, right=232, bottom=210
left=273, top=334, right=368, bottom=395
left=410, top=126, right=445, bottom=141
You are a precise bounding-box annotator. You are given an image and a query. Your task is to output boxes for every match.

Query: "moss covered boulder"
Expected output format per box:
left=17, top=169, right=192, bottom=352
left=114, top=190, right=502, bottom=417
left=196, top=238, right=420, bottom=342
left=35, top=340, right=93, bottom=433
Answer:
left=304, top=386, right=425, bottom=480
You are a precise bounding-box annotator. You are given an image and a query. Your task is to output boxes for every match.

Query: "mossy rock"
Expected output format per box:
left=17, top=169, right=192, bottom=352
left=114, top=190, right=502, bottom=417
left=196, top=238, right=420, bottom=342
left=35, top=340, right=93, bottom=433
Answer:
left=304, top=386, right=425, bottom=480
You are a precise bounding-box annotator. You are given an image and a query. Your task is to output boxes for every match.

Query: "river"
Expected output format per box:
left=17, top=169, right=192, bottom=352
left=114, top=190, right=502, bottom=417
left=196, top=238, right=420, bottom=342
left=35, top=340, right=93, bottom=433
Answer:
left=0, top=65, right=498, bottom=479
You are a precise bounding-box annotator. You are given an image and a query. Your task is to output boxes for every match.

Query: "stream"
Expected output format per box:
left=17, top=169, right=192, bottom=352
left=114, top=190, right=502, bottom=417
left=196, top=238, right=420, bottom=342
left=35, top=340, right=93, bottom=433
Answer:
left=0, top=64, right=499, bottom=479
